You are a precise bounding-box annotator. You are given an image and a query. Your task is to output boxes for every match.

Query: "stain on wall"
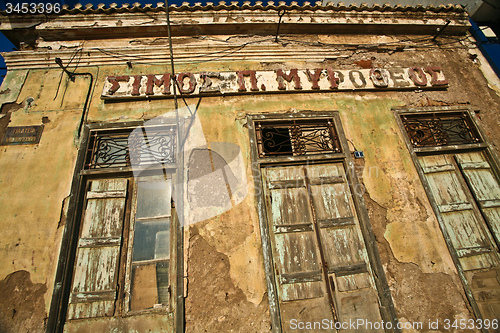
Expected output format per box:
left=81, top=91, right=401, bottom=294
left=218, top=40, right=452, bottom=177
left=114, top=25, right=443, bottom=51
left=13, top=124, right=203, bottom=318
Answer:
left=0, top=270, right=47, bottom=333
left=185, top=225, right=271, bottom=332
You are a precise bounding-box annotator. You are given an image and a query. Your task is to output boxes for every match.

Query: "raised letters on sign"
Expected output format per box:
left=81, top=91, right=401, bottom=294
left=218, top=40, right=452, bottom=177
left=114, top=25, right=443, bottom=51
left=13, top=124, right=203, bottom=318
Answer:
left=1, top=125, right=44, bottom=145
left=101, top=66, right=449, bottom=100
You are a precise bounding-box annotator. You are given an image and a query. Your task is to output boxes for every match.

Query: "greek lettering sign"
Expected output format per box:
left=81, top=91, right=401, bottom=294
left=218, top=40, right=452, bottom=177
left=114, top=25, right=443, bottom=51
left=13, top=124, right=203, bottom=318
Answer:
left=101, top=66, right=448, bottom=100
left=1, top=125, right=43, bottom=145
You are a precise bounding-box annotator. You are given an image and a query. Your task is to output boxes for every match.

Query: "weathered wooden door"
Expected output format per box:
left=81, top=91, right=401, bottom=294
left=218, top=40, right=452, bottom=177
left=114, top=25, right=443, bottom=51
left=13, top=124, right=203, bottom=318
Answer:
left=263, top=163, right=384, bottom=332
left=419, top=152, right=500, bottom=325
left=67, top=178, right=129, bottom=320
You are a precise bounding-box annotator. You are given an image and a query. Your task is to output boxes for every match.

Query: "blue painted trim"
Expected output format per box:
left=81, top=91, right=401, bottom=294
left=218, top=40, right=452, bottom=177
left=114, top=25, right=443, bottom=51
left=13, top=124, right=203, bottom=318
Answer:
left=470, top=18, right=500, bottom=79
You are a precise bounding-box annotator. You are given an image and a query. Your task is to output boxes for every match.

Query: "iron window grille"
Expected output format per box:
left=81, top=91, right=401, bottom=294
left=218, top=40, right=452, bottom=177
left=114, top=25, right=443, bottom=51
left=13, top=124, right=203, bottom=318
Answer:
left=85, top=125, right=177, bottom=169
left=401, top=111, right=481, bottom=148
left=255, top=119, right=341, bottom=158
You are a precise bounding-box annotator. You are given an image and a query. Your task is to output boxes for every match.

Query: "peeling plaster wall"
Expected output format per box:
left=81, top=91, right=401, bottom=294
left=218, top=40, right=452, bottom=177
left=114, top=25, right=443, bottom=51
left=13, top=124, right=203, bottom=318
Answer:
left=0, top=30, right=499, bottom=332
left=0, top=70, right=82, bottom=332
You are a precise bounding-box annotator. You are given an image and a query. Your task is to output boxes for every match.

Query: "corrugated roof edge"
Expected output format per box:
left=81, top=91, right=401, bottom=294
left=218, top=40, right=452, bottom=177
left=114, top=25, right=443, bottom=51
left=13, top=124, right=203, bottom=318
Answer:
left=1, top=1, right=466, bottom=15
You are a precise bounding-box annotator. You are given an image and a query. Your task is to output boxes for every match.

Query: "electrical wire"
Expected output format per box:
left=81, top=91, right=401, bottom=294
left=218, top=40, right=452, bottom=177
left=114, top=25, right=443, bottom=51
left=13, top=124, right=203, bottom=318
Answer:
left=83, top=29, right=479, bottom=70
left=52, top=16, right=484, bottom=79
left=89, top=37, right=275, bottom=65
left=53, top=46, right=84, bottom=101
left=346, top=139, right=358, bottom=152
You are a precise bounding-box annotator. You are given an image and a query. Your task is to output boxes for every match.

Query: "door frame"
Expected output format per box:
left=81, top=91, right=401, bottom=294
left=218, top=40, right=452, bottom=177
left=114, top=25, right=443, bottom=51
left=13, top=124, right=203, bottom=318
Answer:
left=393, top=105, right=500, bottom=332
left=47, top=121, right=185, bottom=333
left=247, top=111, right=399, bottom=333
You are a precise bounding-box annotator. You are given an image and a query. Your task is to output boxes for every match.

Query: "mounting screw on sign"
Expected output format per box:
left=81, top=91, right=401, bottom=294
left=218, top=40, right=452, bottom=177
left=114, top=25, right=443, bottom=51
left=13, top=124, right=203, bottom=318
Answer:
left=354, top=151, right=365, bottom=159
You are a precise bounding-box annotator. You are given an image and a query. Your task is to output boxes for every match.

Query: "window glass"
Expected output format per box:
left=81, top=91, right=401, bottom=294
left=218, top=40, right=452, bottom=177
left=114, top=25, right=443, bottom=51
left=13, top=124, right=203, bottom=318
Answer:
left=132, top=219, right=170, bottom=261
left=130, top=175, right=172, bottom=311
left=136, top=178, right=171, bottom=219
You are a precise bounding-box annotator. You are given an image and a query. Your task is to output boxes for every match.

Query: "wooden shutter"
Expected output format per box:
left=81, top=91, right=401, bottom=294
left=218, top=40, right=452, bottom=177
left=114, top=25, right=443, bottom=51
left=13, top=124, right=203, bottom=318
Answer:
left=455, top=152, right=500, bottom=247
left=263, top=163, right=383, bottom=332
left=67, top=178, right=128, bottom=320
left=453, top=152, right=500, bottom=322
left=305, top=163, right=383, bottom=328
left=419, top=154, right=500, bottom=323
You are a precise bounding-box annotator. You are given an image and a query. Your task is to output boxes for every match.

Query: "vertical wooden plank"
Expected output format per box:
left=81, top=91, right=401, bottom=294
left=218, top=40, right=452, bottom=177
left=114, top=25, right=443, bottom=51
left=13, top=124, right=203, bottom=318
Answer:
left=263, top=166, right=335, bottom=332
left=305, top=163, right=383, bottom=329
left=419, top=155, right=498, bottom=270
left=419, top=154, right=500, bottom=328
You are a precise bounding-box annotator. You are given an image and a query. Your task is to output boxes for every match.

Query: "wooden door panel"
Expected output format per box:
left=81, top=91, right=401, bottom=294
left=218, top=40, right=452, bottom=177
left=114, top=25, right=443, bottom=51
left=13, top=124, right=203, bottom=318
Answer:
left=425, top=171, right=470, bottom=207
left=280, top=280, right=325, bottom=302
left=263, top=163, right=384, bottom=330
left=265, top=171, right=324, bottom=303
left=441, top=210, right=491, bottom=250
left=319, top=227, right=365, bottom=268
left=274, top=232, right=321, bottom=275
left=338, top=288, right=384, bottom=332
left=68, top=178, right=128, bottom=320
left=310, top=183, right=352, bottom=221
left=67, top=299, right=115, bottom=320
left=80, top=197, right=126, bottom=238
left=419, top=155, right=497, bottom=272
left=419, top=153, right=500, bottom=330
left=468, top=269, right=500, bottom=323
left=336, top=272, right=371, bottom=292
left=483, top=209, right=500, bottom=244
left=280, top=297, right=336, bottom=333
left=456, top=152, right=500, bottom=246
left=269, top=187, right=312, bottom=226
left=71, top=247, right=120, bottom=293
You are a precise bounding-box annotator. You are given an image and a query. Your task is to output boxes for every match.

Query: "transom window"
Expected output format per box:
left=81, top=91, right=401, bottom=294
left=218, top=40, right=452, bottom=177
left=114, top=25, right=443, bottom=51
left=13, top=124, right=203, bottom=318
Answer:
left=401, top=111, right=481, bottom=148
left=255, top=118, right=341, bottom=158
left=85, top=124, right=176, bottom=169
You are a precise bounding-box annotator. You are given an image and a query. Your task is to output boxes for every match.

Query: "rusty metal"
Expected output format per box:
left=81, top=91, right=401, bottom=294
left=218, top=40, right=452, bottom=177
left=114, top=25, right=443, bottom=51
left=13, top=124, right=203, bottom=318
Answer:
left=255, top=119, right=341, bottom=158
left=85, top=126, right=176, bottom=169
left=402, top=111, right=481, bottom=148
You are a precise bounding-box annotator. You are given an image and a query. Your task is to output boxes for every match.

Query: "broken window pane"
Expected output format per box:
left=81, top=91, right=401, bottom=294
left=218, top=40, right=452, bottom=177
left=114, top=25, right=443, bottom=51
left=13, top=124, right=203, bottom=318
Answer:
left=131, top=264, right=159, bottom=311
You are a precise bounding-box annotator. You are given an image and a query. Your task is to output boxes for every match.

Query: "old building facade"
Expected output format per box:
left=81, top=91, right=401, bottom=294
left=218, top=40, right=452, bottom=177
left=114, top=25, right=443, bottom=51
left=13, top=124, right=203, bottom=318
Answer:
left=1, top=2, right=500, bottom=332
